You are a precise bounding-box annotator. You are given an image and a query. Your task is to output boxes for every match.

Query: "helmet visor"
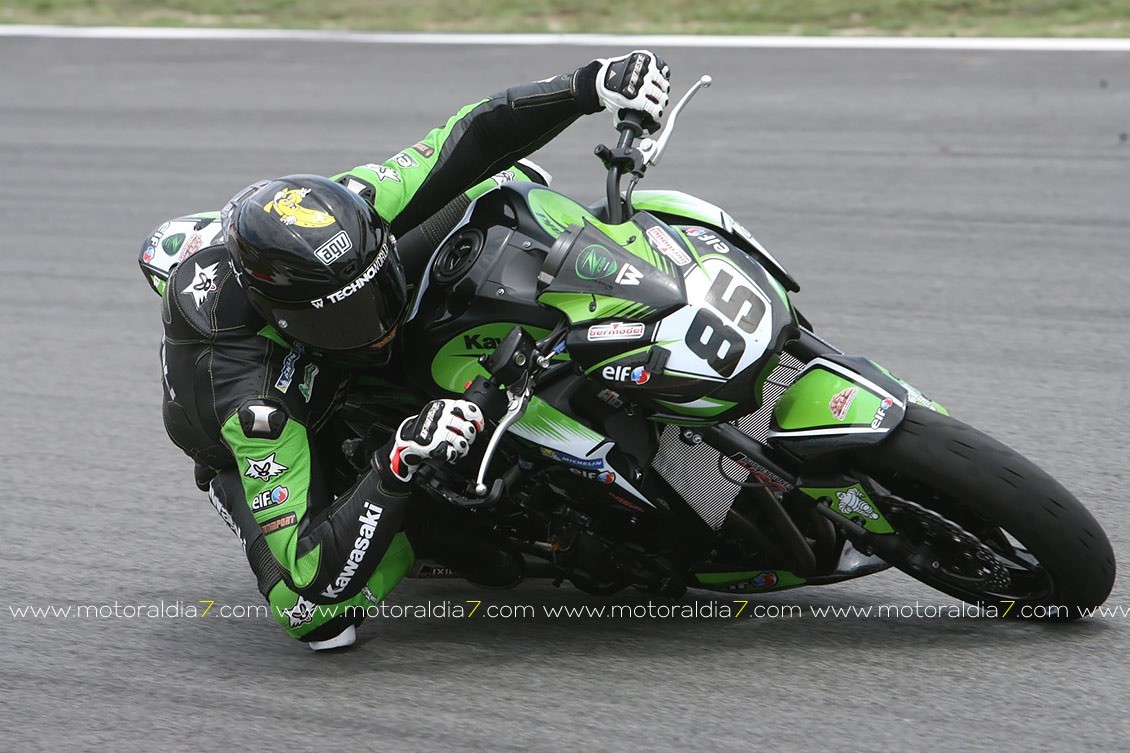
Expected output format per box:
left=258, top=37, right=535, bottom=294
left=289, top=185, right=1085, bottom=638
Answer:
left=247, top=246, right=408, bottom=351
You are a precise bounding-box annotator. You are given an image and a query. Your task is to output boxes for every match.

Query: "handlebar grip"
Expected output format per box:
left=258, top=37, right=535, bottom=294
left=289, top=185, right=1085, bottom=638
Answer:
left=616, top=110, right=648, bottom=147
left=462, top=375, right=509, bottom=424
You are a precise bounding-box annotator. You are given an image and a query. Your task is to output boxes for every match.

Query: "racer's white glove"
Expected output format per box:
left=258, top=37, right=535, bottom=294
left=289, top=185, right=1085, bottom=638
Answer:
left=381, top=399, right=485, bottom=484
left=595, top=50, right=671, bottom=132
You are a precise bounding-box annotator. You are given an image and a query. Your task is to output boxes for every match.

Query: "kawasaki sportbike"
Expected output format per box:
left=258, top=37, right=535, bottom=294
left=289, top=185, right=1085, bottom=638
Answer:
left=158, top=76, right=1118, bottom=618
left=399, top=75, right=1114, bottom=618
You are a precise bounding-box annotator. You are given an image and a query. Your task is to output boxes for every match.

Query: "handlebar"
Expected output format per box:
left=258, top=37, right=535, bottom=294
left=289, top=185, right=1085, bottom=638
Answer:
left=601, top=112, right=648, bottom=225
left=616, top=110, right=649, bottom=148
left=448, top=324, right=564, bottom=499
left=598, top=77, right=713, bottom=225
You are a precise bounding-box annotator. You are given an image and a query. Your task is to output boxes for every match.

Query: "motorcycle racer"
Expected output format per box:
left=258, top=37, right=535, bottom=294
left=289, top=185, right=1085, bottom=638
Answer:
left=141, top=51, right=671, bottom=650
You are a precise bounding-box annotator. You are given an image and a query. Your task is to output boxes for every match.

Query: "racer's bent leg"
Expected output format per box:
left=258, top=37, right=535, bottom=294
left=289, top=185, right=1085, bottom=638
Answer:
left=267, top=533, right=415, bottom=642
left=207, top=468, right=415, bottom=643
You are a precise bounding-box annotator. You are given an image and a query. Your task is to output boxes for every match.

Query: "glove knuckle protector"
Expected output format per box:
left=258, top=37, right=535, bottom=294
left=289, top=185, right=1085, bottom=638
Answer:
left=596, top=49, right=672, bottom=132
left=380, top=398, right=484, bottom=483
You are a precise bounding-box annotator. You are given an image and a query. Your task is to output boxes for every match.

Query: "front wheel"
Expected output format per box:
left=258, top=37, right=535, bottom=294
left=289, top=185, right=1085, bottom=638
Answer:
left=849, top=406, right=1115, bottom=619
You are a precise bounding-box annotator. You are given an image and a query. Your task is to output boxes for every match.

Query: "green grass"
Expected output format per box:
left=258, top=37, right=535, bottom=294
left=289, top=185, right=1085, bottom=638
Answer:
left=1, top=0, right=1128, bottom=36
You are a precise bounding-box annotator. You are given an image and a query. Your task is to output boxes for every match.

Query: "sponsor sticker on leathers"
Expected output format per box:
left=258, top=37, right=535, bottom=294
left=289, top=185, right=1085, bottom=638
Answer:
left=283, top=596, right=316, bottom=627
left=261, top=512, right=297, bottom=535
left=244, top=452, right=288, bottom=482
left=181, top=261, right=220, bottom=309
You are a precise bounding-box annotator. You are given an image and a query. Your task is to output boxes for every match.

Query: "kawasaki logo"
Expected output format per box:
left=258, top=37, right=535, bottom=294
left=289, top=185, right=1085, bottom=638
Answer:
left=462, top=334, right=506, bottom=350
left=321, top=501, right=384, bottom=598
left=575, top=244, right=618, bottom=280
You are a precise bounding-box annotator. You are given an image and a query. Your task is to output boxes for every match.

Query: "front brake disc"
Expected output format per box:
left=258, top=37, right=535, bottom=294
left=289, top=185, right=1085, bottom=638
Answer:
left=880, top=494, right=1011, bottom=593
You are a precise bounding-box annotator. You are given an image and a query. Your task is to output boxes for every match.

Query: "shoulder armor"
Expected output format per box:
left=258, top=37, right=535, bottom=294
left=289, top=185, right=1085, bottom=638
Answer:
left=164, top=245, right=237, bottom=339
left=335, top=173, right=377, bottom=204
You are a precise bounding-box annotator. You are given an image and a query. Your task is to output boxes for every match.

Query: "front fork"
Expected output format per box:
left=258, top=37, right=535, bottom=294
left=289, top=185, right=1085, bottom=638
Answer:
left=694, top=329, right=949, bottom=582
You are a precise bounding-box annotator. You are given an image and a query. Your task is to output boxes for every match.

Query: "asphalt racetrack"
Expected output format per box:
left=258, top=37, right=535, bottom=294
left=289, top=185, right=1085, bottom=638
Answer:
left=2, top=34, right=1128, bottom=752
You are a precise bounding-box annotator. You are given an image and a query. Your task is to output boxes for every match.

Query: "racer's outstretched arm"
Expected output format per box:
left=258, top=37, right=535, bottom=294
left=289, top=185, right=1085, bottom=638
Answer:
left=332, top=50, right=670, bottom=237
left=381, top=66, right=602, bottom=235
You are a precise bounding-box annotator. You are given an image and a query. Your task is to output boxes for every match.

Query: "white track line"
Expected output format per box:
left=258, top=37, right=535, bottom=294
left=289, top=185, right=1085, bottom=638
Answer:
left=0, top=25, right=1129, bottom=51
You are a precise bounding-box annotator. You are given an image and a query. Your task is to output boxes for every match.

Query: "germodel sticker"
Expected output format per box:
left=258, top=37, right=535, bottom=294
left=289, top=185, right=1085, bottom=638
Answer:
left=587, top=322, right=645, bottom=341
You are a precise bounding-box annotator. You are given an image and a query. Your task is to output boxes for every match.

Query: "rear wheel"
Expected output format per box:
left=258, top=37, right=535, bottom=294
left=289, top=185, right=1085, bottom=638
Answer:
left=850, top=406, right=1115, bottom=619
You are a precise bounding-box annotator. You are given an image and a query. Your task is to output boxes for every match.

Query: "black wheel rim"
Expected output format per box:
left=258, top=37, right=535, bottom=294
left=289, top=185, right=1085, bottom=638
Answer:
left=863, top=474, right=1056, bottom=604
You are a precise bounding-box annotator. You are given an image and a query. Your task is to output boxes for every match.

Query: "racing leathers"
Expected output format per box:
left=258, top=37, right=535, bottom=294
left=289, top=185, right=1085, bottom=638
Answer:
left=156, top=62, right=608, bottom=643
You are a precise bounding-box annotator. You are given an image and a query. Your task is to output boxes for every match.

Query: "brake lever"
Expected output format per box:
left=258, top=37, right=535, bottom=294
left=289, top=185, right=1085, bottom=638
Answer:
left=471, top=385, right=530, bottom=497
left=639, top=75, right=712, bottom=168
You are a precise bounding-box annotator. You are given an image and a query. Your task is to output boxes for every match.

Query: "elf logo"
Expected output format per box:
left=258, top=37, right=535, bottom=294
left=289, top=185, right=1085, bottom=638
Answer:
left=685, top=226, right=730, bottom=254
left=871, top=397, right=895, bottom=429
left=569, top=468, right=618, bottom=484
left=601, top=365, right=651, bottom=385
left=252, top=485, right=289, bottom=511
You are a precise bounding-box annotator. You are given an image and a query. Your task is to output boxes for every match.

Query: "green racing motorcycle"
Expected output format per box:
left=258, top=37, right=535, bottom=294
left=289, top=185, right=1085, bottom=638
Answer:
left=396, top=75, right=1114, bottom=619
left=152, top=76, right=1117, bottom=619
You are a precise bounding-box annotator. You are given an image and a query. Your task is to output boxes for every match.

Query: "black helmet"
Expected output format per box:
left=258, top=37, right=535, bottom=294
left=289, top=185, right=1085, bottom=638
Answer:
left=223, top=174, right=407, bottom=351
